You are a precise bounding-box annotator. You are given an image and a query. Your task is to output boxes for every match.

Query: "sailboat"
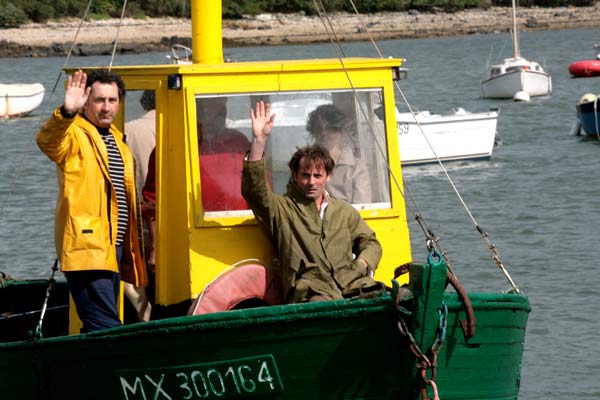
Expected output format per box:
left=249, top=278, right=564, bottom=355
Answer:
left=0, top=1, right=530, bottom=399
left=480, top=0, right=552, bottom=100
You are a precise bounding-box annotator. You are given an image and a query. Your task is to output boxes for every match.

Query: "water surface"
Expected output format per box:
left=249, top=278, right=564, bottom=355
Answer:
left=1, top=27, right=599, bottom=399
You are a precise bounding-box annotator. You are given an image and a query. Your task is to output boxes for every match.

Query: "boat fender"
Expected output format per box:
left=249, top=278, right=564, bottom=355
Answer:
left=188, top=263, right=283, bottom=315
left=579, top=93, right=597, bottom=105
left=513, top=91, right=530, bottom=102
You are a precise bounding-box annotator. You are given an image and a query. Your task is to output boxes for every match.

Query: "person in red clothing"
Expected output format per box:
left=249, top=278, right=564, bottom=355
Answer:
left=196, top=97, right=250, bottom=211
left=141, top=97, right=251, bottom=268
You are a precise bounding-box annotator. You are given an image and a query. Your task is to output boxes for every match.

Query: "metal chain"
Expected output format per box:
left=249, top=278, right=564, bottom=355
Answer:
left=394, top=280, right=448, bottom=400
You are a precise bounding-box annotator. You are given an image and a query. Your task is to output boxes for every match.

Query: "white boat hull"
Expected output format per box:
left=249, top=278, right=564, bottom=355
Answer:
left=229, top=98, right=498, bottom=166
left=481, top=58, right=552, bottom=99
left=481, top=70, right=551, bottom=99
left=397, top=109, right=498, bottom=165
left=0, top=83, right=45, bottom=117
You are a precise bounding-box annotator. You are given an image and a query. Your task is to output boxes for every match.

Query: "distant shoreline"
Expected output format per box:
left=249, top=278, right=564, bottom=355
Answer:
left=1, top=6, right=599, bottom=58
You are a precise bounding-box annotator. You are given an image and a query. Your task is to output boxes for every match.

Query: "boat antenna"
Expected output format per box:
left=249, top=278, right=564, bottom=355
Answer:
left=512, top=0, right=520, bottom=59
left=321, top=0, right=521, bottom=293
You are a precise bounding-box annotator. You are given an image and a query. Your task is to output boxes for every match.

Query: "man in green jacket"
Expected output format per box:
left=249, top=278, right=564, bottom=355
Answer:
left=242, top=101, right=382, bottom=303
left=37, top=69, right=146, bottom=332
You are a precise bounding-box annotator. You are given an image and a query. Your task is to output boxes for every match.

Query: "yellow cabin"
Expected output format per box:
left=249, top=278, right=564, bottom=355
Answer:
left=87, top=0, right=411, bottom=313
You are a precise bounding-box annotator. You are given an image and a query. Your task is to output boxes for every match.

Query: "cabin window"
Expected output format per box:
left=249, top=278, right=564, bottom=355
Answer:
left=195, top=88, right=391, bottom=218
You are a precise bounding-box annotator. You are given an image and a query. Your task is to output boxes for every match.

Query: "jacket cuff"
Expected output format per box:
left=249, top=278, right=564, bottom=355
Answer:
left=60, top=105, right=78, bottom=118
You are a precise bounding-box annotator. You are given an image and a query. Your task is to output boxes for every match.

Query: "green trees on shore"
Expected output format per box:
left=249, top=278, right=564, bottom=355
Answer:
left=0, top=0, right=595, bottom=28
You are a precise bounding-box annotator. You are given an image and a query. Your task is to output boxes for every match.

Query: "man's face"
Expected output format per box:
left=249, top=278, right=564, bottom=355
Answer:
left=317, top=128, right=343, bottom=152
left=82, top=82, right=120, bottom=128
left=292, top=158, right=330, bottom=201
left=198, top=98, right=227, bottom=138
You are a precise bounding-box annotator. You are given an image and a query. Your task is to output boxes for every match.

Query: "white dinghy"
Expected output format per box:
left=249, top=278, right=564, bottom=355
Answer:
left=0, top=83, right=45, bottom=118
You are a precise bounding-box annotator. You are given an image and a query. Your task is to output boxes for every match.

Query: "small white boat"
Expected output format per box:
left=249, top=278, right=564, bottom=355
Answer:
left=228, top=98, right=498, bottom=166
left=481, top=57, right=551, bottom=100
left=0, top=83, right=45, bottom=118
left=397, top=108, right=499, bottom=166
left=480, top=0, right=551, bottom=100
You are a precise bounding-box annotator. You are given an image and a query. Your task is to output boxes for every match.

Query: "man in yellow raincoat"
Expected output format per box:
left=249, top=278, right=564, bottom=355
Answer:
left=37, top=69, right=146, bottom=332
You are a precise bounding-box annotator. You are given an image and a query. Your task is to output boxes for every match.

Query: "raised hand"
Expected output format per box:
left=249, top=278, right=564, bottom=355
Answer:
left=250, top=101, right=275, bottom=141
left=248, top=101, right=276, bottom=161
left=64, top=69, right=90, bottom=114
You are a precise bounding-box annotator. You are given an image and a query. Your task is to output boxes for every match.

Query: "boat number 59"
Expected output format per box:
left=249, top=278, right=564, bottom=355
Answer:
left=398, top=123, right=409, bottom=135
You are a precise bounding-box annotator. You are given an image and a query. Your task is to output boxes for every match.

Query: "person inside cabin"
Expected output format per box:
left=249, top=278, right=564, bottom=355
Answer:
left=195, top=96, right=251, bottom=211
left=36, top=69, right=147, bottom=333
left=141, top=96, right=250, bottom=273
left=142, top=96, right=250, bottom=211
left=242, top=101, right=383, bottom=303
left=307, top=104, right=371, bottom=204
left=122, top=89, right=156, bottom=322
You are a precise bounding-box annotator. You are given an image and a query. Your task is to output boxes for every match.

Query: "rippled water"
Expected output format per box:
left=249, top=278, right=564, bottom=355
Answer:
left=1, top=27, right=600, bottom=399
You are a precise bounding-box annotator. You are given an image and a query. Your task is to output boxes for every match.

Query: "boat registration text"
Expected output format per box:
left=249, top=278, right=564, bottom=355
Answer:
left=117, top=354, right=284, bottom=399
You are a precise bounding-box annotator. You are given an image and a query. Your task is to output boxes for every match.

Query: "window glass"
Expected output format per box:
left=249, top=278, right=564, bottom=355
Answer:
left=195, top=88, right=391, bottom=217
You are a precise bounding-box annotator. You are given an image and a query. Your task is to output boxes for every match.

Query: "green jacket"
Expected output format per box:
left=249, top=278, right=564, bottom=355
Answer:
left=242, top=159, right=382, bottom=302
left=36, top=107, right=146, bottom=286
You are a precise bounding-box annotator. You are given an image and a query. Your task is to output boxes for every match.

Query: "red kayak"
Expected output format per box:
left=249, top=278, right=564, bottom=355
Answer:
left=569, top=60, right=600, bottom=77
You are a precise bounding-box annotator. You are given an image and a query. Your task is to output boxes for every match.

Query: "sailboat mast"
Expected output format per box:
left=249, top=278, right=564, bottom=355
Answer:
left=191, top=0, right=223, bottom=64
left=512, top=0, right=520, bottom=59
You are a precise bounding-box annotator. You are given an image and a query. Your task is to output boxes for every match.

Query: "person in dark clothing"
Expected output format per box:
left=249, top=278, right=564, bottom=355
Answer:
left=242, top=101, right=382, bottom=303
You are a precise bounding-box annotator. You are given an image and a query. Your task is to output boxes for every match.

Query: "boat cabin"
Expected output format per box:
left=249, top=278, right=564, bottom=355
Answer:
left=68, top=2, right=411, bottom=330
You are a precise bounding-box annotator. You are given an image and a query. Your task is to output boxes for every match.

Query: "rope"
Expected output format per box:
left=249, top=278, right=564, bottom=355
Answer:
left=0, top=0, right=96, bottom=338
left=313, top=0, right=407, bottom=210
left=446, top=270, right=476, bottom=340
left=0, top=305, right=68, bottom=322
left=0, top=0, right=93, bottom=219
left=340, top=0, right=521, bottom=293
left=108, top=0, right=129, bottom=69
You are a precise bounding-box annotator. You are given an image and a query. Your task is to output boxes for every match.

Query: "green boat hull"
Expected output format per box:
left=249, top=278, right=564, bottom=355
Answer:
left=0, top=262, right=530, bottom=399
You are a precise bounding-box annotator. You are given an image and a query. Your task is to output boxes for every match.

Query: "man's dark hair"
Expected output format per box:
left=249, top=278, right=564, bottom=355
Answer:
left=306, top=104, right=347, bottom=138
left=139, top=90, right=155, bottom=111
left=86, top=69, right=126, bottom=101
left=288, top=146, right=335, bottom=175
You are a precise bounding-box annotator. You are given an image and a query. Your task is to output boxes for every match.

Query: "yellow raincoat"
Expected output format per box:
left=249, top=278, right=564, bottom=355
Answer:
left=36, top=107, right=147, bottom=287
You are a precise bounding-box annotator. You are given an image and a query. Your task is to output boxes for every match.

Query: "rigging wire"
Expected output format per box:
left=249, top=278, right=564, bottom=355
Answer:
left=312, top=0, right=407, bottom=226
left=108, top=0, right=129, bottom=69
left=0, top=0, right=94, bottom=219
left=319, top=0, right=520, bottom=292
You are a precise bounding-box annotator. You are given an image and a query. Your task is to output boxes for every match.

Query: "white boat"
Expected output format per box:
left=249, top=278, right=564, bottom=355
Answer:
left=480, top=0, right=551, bottom=100
left=0, top=83, right=45, bottom=118
left=228, top=97, right=498, bottom=166
left=397, top=107, right=499, bottom=166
